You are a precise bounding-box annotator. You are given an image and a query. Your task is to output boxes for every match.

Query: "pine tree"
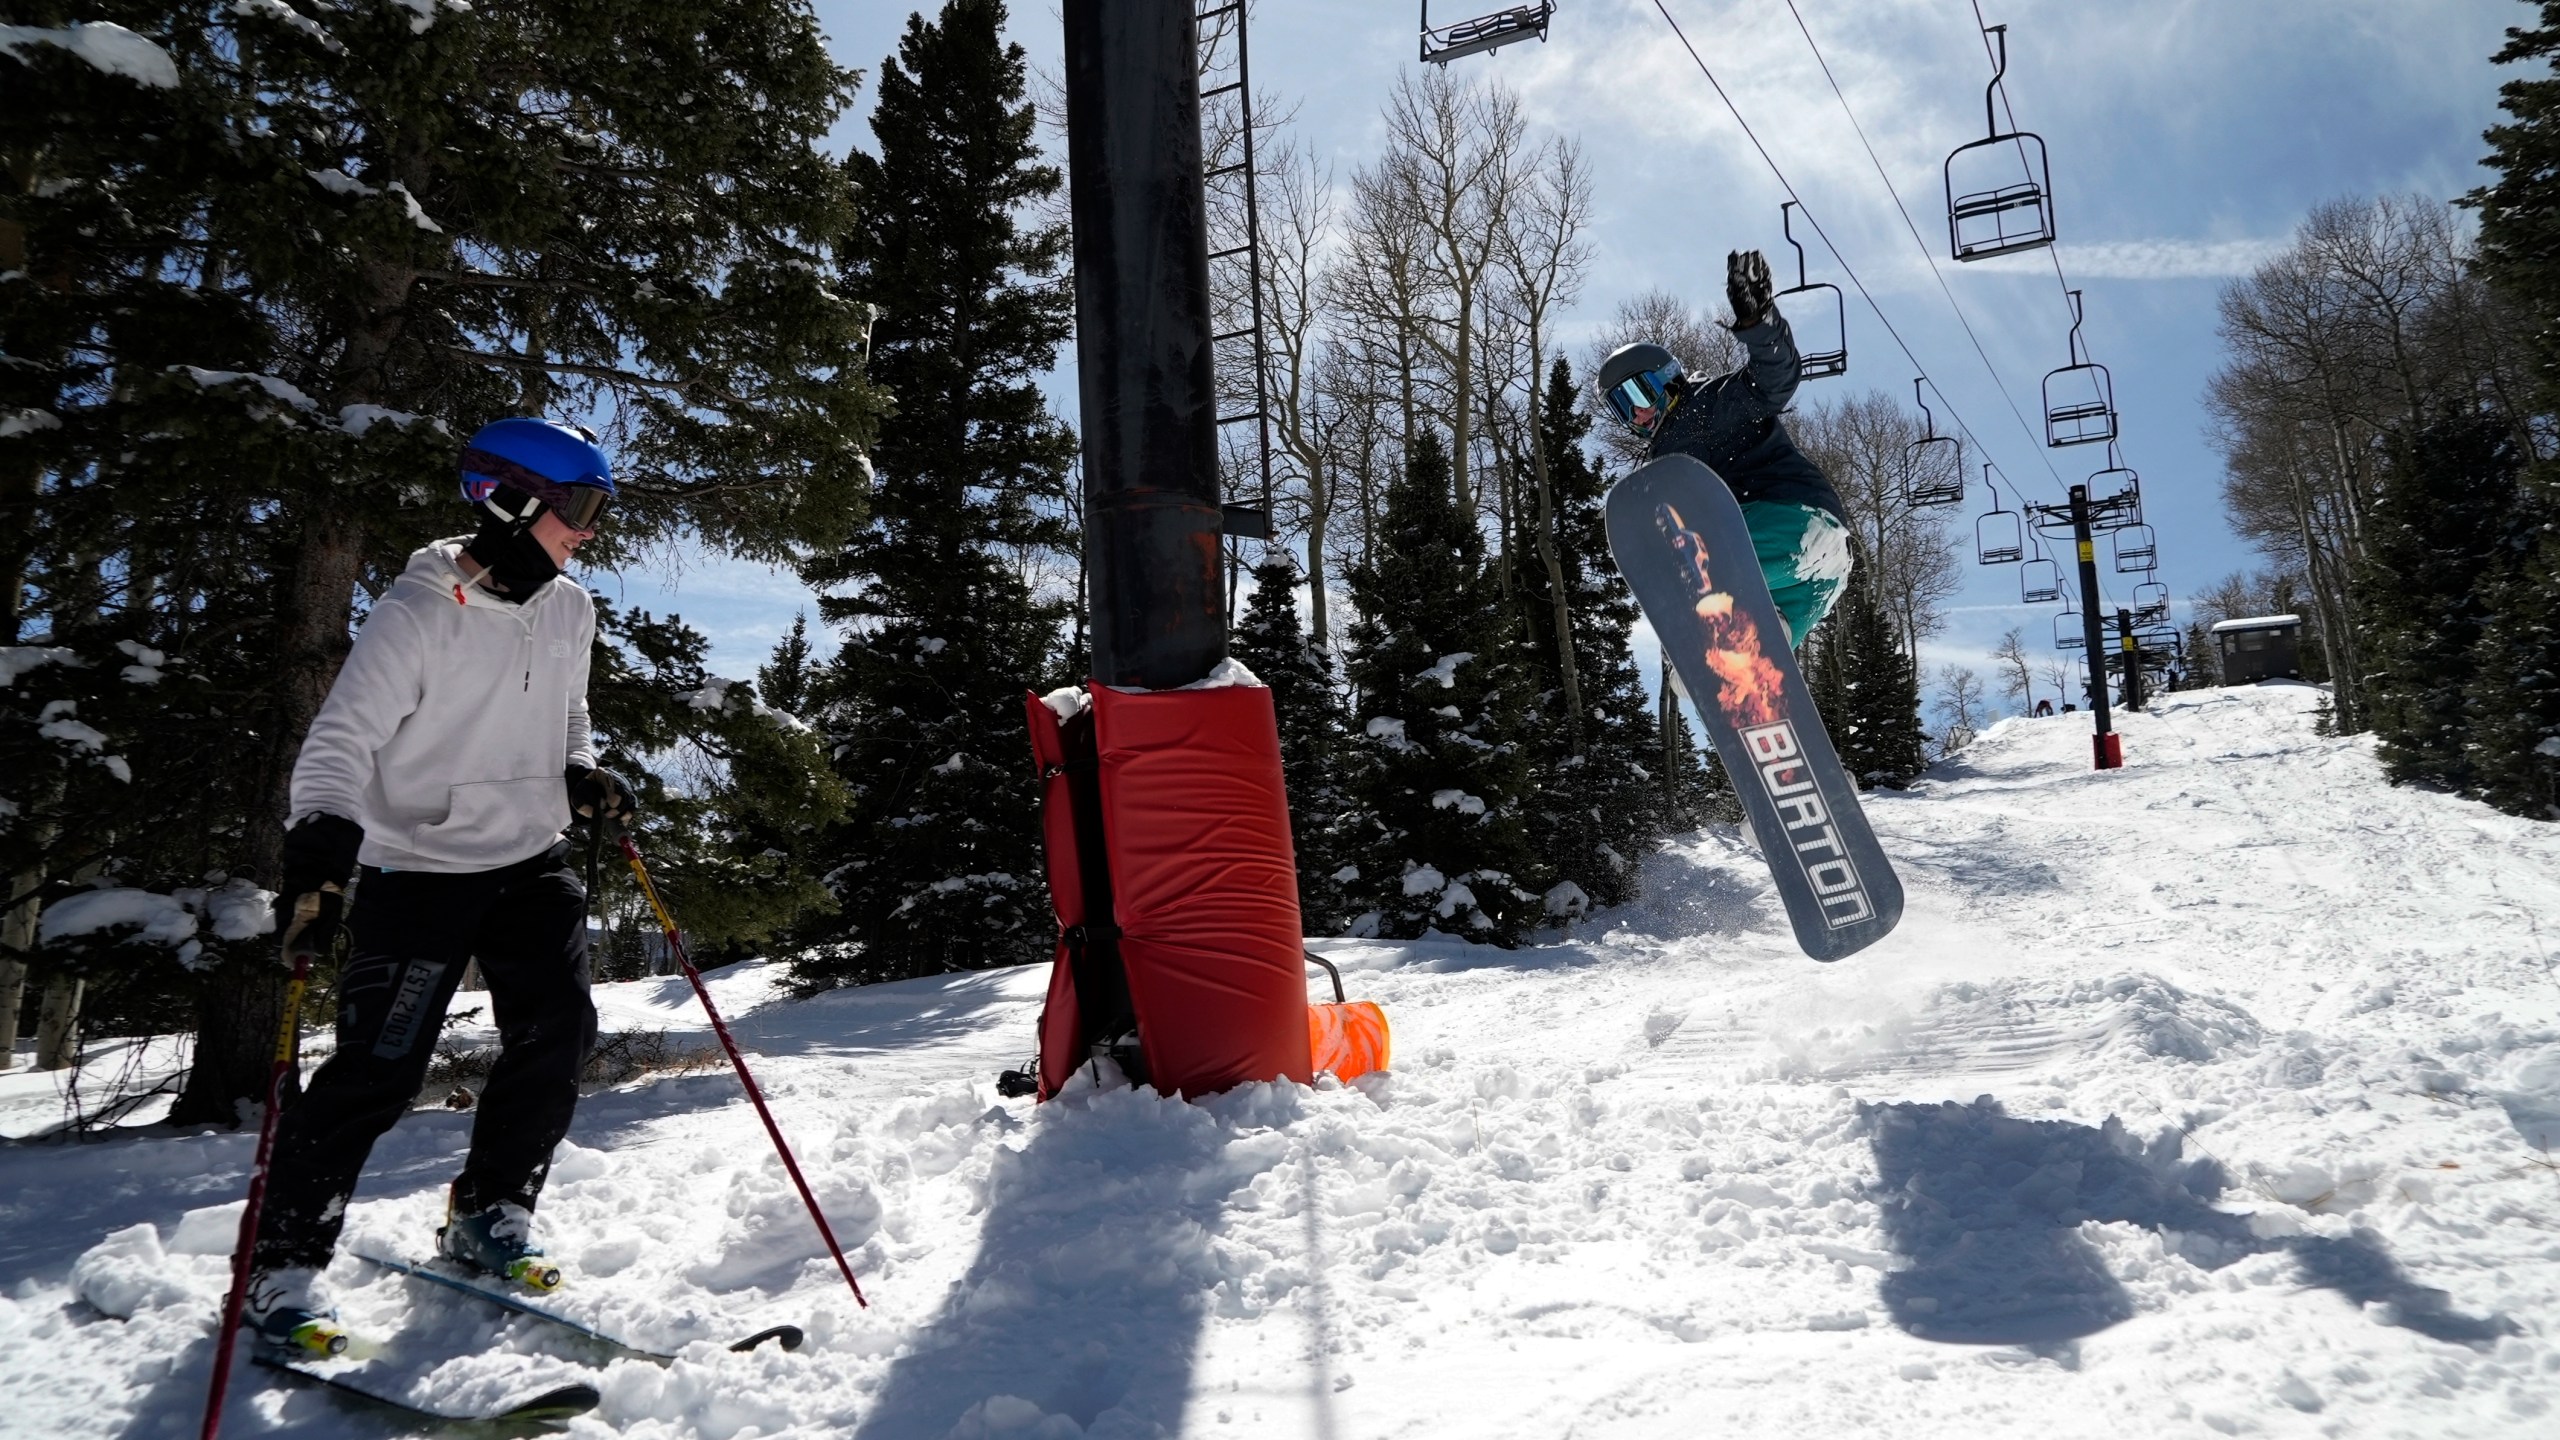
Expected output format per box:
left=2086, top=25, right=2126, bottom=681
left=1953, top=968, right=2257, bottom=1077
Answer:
left=1, top=2, right=881, bottom=1117
left=2468, top=503, right=2560, bottom=817
left=1656, top=676, right=1732, bottom=830
left=1342, top=431, right=1546, bottom=943
left=793, top=0, right=1076, bottom=986
left=1819, top=551, right=1927, bottom=789
left=2461, top=5, right=2560, bottom=818
left=760, top=612, right=817, bottom=719
left=1508, top=358, right=1667, bottom=913
left=2356, top=415, right=2522, bottom=792
left=1228, top=549, right=1357, bottom=931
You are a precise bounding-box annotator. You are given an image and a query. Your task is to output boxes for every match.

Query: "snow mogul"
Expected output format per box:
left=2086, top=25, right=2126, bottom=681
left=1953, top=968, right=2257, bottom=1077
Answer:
left=248, top=418, right=637, bottom=1357
left=1596, top=249, right=1854, bottom=650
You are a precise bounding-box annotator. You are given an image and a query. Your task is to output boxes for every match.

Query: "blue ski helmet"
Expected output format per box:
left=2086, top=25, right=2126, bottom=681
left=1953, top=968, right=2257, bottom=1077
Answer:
left=458, top=419, right=616, bottom=531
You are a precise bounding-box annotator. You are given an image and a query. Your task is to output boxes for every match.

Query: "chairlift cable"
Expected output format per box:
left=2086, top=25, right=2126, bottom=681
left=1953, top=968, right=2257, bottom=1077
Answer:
left=1778, top=0, right=2071, bottom=502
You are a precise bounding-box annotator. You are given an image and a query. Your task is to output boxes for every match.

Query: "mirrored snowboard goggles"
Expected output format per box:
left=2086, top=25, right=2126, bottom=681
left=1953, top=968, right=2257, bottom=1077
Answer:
left=1607, top=370, right=1675, bottom=434
left=461, top=448, right=615, bottom=530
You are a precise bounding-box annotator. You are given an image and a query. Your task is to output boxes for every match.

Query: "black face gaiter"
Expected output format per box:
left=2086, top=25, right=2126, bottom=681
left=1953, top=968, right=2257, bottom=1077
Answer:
left=461, top=519, right=560, bottom=602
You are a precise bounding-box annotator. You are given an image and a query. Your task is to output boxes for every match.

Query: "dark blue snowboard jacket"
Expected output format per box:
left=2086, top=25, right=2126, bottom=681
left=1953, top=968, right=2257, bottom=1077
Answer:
left=1644, top=313, right=1846, bottom=526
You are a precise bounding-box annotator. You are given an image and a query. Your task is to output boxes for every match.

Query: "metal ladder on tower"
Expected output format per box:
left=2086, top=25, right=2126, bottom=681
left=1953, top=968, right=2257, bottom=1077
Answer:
left=1197, top=1, right=1276, bottom=617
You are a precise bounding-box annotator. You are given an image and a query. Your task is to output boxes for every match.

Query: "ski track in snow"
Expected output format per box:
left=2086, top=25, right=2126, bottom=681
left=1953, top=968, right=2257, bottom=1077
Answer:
left=4, top=684, right=2558, bottom=1438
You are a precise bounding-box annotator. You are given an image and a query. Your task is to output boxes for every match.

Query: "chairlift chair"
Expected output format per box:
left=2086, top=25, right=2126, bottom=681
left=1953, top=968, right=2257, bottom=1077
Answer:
left=2043, top=290, right=2116, bottom=447
left=1975, top=464, right=2022, bottom=565
left=2087, top=443, right=2142, bottom=526
left=2133, top=578, right=2169, bottom=623
left=1902, top=378, right=1964, bottom=508
left=1775, top=201, right=1846, bottom=380
left=2054, top=611, right=2085, bottom=650
left=2020, top=554, right=2062, bottom=604
left=1944, top=24, right=2055, bottom=262
left=2113, top=523, right=2156, bottom=572
left=1419, top=0, right=1554, bottom=65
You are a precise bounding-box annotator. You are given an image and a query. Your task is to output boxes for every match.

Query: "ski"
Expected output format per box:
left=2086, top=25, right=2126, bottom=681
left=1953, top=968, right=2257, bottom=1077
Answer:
left=350, top=1247, right=805, bottom=1360
left=1605, top=453, right=1904, bottom=960
left=252, top=1353, right=600, bottom=1425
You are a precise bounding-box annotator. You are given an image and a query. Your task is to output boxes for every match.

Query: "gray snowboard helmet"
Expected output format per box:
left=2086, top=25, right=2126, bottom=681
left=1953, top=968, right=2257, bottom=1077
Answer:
left=1599, top=342, right=1684, bottom=439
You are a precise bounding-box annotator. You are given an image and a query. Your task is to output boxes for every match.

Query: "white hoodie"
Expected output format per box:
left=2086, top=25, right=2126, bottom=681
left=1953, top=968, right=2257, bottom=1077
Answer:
left=290, top=539, right=597, bottom=873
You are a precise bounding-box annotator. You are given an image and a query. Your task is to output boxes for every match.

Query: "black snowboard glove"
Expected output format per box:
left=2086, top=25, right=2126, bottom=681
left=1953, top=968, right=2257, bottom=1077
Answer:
left=1726, top=248, right=1776, bottom=331
left=275, top=813, right=362, bottom=966
left=566, top=764, right=638, bottom=830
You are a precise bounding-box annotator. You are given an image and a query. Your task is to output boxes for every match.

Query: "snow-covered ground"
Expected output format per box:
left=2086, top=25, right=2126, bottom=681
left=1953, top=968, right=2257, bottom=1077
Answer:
left=4, top=683, right=2557, bottom=1438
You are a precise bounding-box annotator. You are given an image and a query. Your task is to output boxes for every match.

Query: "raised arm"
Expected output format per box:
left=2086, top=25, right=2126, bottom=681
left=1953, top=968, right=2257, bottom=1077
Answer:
left=1724, top=249, right=1801, bottom=413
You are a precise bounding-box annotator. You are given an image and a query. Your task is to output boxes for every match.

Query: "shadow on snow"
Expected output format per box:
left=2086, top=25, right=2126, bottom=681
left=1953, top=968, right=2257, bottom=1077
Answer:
left=1863, top=1098, right=2517, bottom=1348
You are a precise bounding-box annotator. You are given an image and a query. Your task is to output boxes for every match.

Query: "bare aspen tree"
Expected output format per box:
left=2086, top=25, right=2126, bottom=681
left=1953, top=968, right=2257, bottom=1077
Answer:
left=1791, top=390, right=1962, bottom=662
left=1258, top=139, right=1346, bottom=644
left=2207, top=194, right=2534, bottom=733
left=1494, top=136, right=1594, bottom=733
left=1373, top=68, right=1528, bottom=517
left=1991, top=626, right=2036, bottom=716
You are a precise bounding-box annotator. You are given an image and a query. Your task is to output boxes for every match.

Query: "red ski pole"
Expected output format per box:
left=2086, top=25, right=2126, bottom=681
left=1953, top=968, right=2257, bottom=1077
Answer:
left=616, top=834, right=868, bottom=1308
left=200, top=896, right=324, bottom=1440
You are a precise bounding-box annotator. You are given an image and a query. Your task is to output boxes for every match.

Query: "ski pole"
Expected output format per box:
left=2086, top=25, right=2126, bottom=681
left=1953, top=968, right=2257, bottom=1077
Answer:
left=200, top=895, right=324, bottom=1440
left=615, top=834, right=868, bottom=1308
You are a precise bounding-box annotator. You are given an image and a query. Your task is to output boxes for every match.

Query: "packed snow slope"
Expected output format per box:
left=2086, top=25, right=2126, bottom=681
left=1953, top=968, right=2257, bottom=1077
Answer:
left=4, top=682, right=2558, bottom=1439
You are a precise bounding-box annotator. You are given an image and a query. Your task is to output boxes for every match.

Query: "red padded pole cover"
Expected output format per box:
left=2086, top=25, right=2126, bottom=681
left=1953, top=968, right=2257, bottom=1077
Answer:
left=1024, top=695, right=1087, bottom=1099
left=1093, top=684, right=1313, bottom=1094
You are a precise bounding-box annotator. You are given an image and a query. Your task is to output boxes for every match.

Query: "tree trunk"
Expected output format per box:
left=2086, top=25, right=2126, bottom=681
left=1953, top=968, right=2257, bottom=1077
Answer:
left=0, top=956, right=23, bottom=1072
left=1524, top=376, right=1581, bottom=739
left=168, top=504, right=368, bottom=1124
left=33, top=973, right=82, bottom=1071
left=1305, top=471, right=1332, bottom=649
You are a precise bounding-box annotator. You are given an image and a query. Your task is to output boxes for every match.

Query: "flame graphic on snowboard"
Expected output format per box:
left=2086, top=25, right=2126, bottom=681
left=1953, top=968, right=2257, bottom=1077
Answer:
left=1654, top=502, right=1787, bottom=728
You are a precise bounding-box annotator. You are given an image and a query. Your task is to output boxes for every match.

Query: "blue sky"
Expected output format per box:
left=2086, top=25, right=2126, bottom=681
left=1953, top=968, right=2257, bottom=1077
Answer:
left=600, top=0, right=2517, bottom=701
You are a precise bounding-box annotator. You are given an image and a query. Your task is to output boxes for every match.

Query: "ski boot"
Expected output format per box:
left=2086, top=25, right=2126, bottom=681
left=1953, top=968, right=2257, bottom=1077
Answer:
left=244, top=1267, right=351, bottom=1359
left=436, top=1186, right=564, bottom=1293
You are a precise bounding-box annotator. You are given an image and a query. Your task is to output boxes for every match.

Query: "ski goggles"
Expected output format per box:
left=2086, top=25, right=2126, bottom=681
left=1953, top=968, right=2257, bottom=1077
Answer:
left=460, top=448, right=615, bottom=530
left=1605, top=369, right=1676, bottom=435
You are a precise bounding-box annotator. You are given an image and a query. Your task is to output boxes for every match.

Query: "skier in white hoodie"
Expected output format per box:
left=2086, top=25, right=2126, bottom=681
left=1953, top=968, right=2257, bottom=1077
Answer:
left=247, top=418, right=638, bottom=1357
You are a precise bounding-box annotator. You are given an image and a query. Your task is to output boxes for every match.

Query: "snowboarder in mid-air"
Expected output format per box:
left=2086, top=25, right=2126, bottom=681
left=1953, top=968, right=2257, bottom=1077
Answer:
left=249, top=418, right=637, bottom=1357
left=1596, top=249, right=1853, bottom=650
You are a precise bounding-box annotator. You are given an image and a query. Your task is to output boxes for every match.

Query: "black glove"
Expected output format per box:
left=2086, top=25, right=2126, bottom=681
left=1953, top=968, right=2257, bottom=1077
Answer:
left=1726, top=248, right=1776, bottom=331
left=566, top=764, right=638, bottom=830
left=276, top=813, right=362, bottom=966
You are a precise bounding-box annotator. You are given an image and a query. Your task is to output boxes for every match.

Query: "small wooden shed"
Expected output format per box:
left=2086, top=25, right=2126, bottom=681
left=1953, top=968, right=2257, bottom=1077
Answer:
left=2211, top=614, right=2303, bottom=683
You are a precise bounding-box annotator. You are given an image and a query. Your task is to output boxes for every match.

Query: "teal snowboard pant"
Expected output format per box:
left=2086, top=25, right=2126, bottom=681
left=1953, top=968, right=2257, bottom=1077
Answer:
left=1741, top=500, right=1854, bottom=649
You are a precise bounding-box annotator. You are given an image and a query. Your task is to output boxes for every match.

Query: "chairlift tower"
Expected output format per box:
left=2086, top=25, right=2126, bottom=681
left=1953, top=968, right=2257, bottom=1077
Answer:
left=1062, top=1, right=1227, bottom=689
left=1197, top=2, right=1278, bottom=614
left=2026, top=483, right=2144, bottom=768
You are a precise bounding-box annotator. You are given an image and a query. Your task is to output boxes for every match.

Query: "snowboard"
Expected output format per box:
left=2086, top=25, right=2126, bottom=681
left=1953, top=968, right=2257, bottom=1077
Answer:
left=1604, top=454, right=1903, bottom=961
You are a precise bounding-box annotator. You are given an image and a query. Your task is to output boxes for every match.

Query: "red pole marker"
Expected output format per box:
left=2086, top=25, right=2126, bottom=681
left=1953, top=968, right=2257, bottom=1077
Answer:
left=201, top=924, right=318, bottom=1440
left=617, top=834, right=868, bottom=1308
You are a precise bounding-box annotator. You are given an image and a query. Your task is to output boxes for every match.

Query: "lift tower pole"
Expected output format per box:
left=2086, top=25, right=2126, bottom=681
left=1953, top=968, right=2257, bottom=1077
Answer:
left=2068, top=485, right=2120, bottom=768
left=1065, top=0, right=1227, bottom=689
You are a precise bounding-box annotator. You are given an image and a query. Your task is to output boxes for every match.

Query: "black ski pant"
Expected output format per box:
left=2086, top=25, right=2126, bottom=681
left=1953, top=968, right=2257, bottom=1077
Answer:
left=253, top=841, right=596, bottom=1272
